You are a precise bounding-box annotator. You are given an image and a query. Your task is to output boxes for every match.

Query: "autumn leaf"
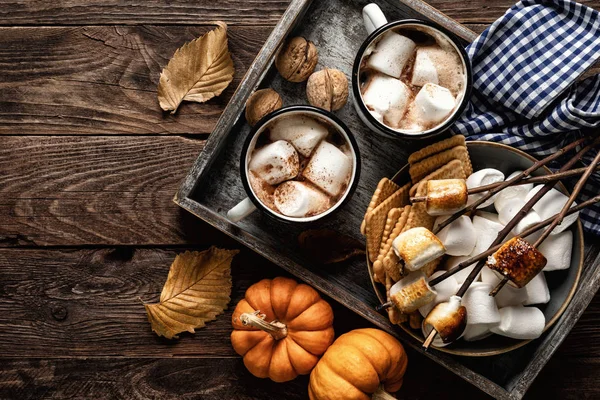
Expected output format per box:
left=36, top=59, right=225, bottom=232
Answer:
left=145, top=247, right=239, bottom=339
left=157, top=22, right=235, bottom=113
left=298, top=229, right=365, bottom=264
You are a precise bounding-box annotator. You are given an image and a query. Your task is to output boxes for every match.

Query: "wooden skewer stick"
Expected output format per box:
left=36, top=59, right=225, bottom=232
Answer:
left=410, top=164, right=600, bottom=203
left=423, top=329, right=437, bottom=351
left=489, top=149, right=600, bottom=296
left=428, top=193, right=600, bottom=287
left=432, top=137, right=592, bottom=234
left=423, top=139, right=598, bottom=350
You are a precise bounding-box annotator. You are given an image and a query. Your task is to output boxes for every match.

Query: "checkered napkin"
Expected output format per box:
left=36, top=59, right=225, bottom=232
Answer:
left=450, top=0, right=600, bottom=234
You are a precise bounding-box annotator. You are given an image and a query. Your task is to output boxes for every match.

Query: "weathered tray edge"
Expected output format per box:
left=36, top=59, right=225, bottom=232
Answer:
left=172, top=0, right=600, bottom=399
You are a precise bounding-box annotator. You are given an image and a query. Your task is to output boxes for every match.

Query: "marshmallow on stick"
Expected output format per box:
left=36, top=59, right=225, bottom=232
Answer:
left=392, top=227, right=445, bottom=272
left=486, top=236, right=547, bottom=289
left=389, top=271, right=437, bottom=314
left=419, top=271, right=459, bottom=318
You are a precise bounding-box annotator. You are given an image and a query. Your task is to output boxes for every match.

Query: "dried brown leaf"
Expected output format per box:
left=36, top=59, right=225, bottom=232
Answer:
left=157, top=22, right=235, bottom=114
left=145, top=247, right=239, bottom=339
left=298, top=229, right=365, bottom=264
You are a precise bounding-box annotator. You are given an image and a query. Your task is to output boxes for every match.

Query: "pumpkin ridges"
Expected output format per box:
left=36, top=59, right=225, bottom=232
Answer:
left=323, top=341, right=380, bottom=394
left=268, top=340, right=298, bottom=382
left=309, top=358, right=370, bottom=400
left=270, top=277, right=298, bottom=320
left=339, top=330, right=392, bottom=378
left=231, top=329, right=269, bottom=355
left=284, top=283, right=321, bottom=321
left=285, top=335, right=319, bottom=375
left=242, top=334, right=275, bottom=379
left=361, top=329, right=408, bottom=392
left=287, top=300, right=334, bottom=331
left=245, top=279, right=276, bottom=320
left=288, top=327, right=334, bottom=356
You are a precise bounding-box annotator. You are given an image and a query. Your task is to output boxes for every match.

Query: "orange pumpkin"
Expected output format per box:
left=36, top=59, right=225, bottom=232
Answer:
left=308, top=328, right=408, bottom=400
left=231, top=277, right=335, bottom=382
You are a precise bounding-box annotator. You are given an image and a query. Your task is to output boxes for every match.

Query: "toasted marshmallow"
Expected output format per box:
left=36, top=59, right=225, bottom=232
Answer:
left=366, top=31, right=416, bottom=78
left=462, top=282, right=501, bottom=325
left=423, top=295, right=467, bottom=344
left=419, top=271, right=459, bottom=317
left=435, top=215, right=477, bottom=256
left=490, top=306, right=545, bottom=340
left=526, top=186, right=579, bottom=234
left=539, top=230, right=573, bottom=271
left=249, top=140, right=300, bottom=185
left=486, top=237, right=547, bottom=288
left=362, top=73, right=411, bottom=127
left=494, top=170, right=532, bottom=213
left=409, top=83, right=456, bottom=127
left=273, top=181, right=330, bottom=218
left=302, top=141, right=352, bottom=197
left=524, top=272, right=550, bottom=305
left=269, top=115, right=328, bottom=157
left=466, top=168, right=505, bottom=208
left=393, top=227, right=446, bottom=272
left=390, top=271, right=437, bottom=314
left=425, top=179, right=468, bottom=216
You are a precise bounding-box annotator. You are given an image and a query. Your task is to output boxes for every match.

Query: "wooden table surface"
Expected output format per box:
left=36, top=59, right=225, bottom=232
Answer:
left=1, top=1, right=599, bottom=398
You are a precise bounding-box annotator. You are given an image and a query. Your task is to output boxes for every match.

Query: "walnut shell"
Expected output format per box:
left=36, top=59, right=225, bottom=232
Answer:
left=306, top=68, right=348, bottom=111
left=245, top=88, right=283, bottom=126
left=275, top=37, right=318, bottom=82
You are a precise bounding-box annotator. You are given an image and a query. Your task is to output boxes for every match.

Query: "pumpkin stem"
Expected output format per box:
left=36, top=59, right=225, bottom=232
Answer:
left=372, top=385, right=396, bottom=400
left=240, top=310, right=288, bottom=340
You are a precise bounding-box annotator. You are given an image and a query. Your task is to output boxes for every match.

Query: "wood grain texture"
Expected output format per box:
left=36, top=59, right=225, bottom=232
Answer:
left=0, top=136, right=211, bottom=246
left=0, top=25, right=271, bottom=135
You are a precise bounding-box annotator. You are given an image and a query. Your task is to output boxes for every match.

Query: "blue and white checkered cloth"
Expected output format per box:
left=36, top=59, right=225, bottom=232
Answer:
left=451, top=0, right=600, bottom=234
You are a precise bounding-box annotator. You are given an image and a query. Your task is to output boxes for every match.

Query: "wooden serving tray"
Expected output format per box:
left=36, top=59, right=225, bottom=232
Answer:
left=174, top=0, right=600, bottom=398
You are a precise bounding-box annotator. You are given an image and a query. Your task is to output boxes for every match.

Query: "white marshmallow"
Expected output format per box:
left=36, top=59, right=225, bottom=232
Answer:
left=540, top=230, right=573, bottom=271
left=490, top=306, right=545, bottom=340
left=462, top=323, right=493, bottom=342
left=462, top=282, right=501, bottom=325
left=444, top=256, right=478, bottom=285
left=524, top=272, right=550, bottom=305
left=513, top=209, right=542, bottom=236
left=249, top=140, right=299, bottom=185
left=366, top=31, right=416, bottom=78
left=471, top=215, right=505, bottom=254
left=410, top=83, right=456, bottom=126
left=302, top=141, right=352, bottom=196
left=494, top=170, right=533, bottom=214
left=497, top=197, right=525, bottom=225
left=481, top=267, right=528, bottom=307
left=273, top=181, right=329, bottom=218
left=362, top=73, right=411, bottom=127
left=475, top=211, right=502, bottom=224
left=419, top=271, right=459, bottom=318
left=411, top=48, right=438, bottom=86
left=467, top=168, right=505, bottom=208
left=435, top=215, right=477, bottom=256
left=269, top=115, right=328, bottom=157
left=526, top=186, right=579, bottom=234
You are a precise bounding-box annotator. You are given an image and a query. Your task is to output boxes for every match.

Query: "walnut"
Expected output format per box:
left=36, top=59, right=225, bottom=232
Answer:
left=275, top=37, right=318, bottom=82
left=306, top=68, right=348, bottom=111
left=245, top=88, right=283, bottom=126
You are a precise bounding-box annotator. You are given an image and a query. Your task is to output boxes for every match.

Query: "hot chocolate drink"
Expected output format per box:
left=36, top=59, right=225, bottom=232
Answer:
left=359, top=26, right=467, bottom=133
left=247, top=114, right=353, bottom=218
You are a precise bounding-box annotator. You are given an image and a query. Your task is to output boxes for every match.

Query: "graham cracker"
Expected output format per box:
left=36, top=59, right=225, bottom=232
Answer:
left=361, top=178, right=401, bottom=235
left=378, top=206, right=411, bottom=283
left=409, top=145, right=473, bottom=184
left=403, top=181, right=436, bottom=232
left=409, top=159, right=467, bottom=197
left=373, top=260, right=385, bottom=284
left=409, top=311, right=422, bottom=330
left=408, top=135, right=466, bottom=165
left=365, top=183, right=410, bottom=262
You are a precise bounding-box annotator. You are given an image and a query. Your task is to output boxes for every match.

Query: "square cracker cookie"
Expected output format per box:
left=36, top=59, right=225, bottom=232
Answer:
left=409, top=145, right=473, bottom=184
left=409, top=158, right=467, bottom=197
left=408, top=135, right=466, bottom=165
left=376, top=205, right=410, bottom=283
left=361, top=178, right=401, bottom=235
left=365, top=183, right=410, bottom=262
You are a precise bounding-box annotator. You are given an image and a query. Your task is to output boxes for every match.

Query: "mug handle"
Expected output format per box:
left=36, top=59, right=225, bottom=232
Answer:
left=227, top=197, right=257, bottom=222
left=363, top=4, right=388, bottom=35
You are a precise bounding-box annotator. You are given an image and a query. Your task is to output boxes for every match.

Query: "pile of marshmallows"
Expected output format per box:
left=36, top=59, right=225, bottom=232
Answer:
left=404, top=168, right=576, bottom=344
left=361, top=30, right=462, bottom=132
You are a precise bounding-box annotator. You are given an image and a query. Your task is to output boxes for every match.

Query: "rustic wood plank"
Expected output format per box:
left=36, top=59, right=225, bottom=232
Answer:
left=0, top=136, right=210, bottom=246
left=0, top=25, right=271, bottom=135
left=3, top=0, right=600, bottom=26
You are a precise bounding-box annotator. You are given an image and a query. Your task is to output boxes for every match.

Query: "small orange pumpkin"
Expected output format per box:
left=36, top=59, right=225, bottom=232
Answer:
left=308, top=328, right=408, bottom=400
left=231, top=277, right=335, bottom=382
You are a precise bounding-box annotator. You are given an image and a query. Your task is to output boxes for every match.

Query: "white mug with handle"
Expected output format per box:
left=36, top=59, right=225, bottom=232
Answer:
left=227, top=105, right=361, bottom=224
